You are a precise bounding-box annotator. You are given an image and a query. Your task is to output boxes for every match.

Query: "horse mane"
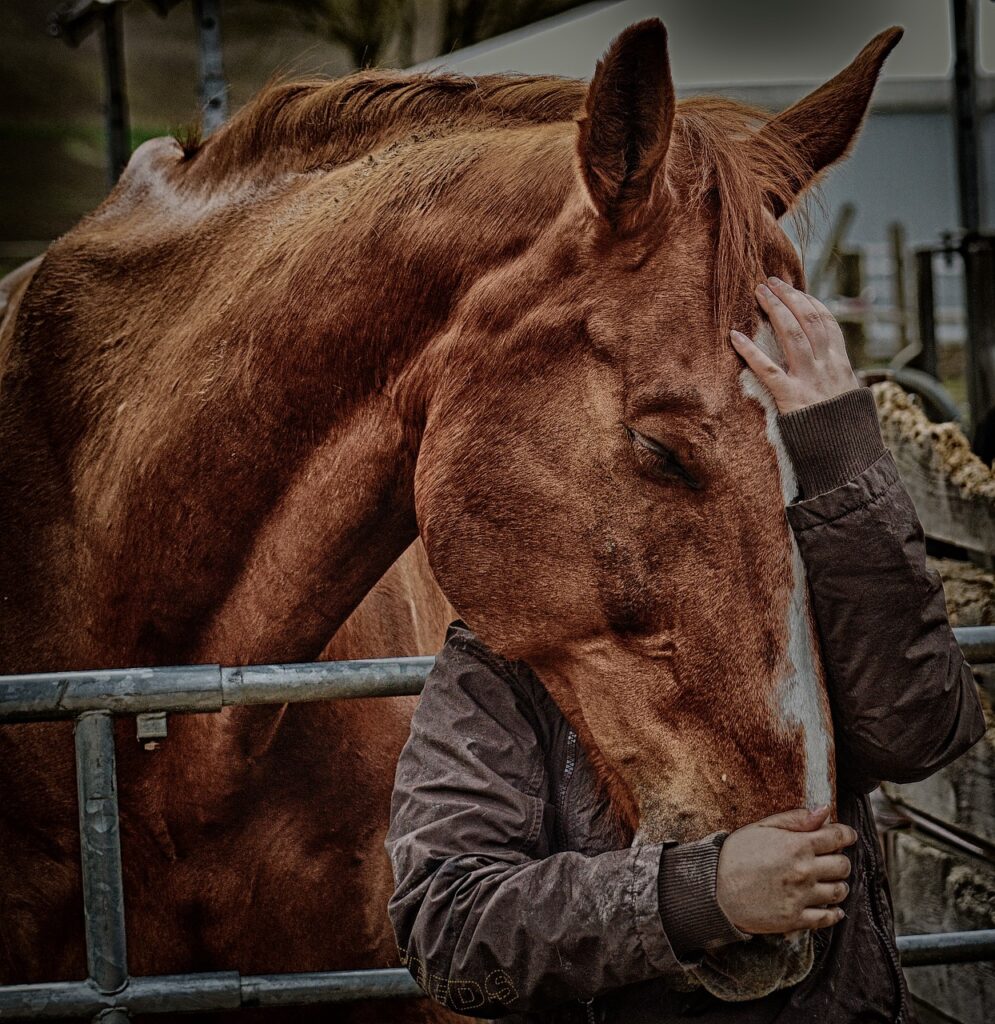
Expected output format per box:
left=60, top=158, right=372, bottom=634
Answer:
left=179, top=70, right=589, bottom=181
left=176, top=69, right=813, bottom=335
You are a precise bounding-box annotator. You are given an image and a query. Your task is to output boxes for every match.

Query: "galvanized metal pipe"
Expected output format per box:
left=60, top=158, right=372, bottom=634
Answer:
left=0, top=664, right=223, bottom=722
left=238, top=968, right=422, bottom=1007
left=2, top=934, right=994, bottom=1020
left=2, top=628, right=993, bottom=723
left=99, top=1, right=129, bottom=183
left=74, top=713, right=128, bottom=996
left=951, top=0, right=981, bottom=235
left=221, top=658, right=433, bottom=707
left=960, top=624, right=995, bottom=664
left=0, top=659, right=433, bottom=723
left=193, top=0, right=229, bottom=134
left=897, top=927, right=995, bottom=966
left=0, top=968, right=419, bottom=1019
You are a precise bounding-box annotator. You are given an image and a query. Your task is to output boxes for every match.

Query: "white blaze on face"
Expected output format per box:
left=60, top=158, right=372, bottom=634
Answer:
left=739, top=324, right=833, bottom=811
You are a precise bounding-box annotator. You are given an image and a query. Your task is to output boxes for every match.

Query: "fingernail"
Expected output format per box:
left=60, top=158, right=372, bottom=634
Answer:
left=730, top=329, right=746, bottom=343
left=768, top=275, right=785, bottom=287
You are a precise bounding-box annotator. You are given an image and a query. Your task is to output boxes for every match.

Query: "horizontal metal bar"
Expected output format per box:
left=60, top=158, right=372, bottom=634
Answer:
left=222, top=658, right=433, bottom=708
left=239, top=968, right=422, bottom=1007
left=0, top=659, right=432, bottom=723
left=1, top=626, right=992, bottom=723
left=890, top=799, right=995, bottom=865
left=960, top=625, right=995, bottom=664
left=1, top=934, right=993, bottom=1020
left=0, top=664, right=223, bottom=722
left=897, top=928, right=995, bottom=966
left=0, top=968, right=419, bottom=1019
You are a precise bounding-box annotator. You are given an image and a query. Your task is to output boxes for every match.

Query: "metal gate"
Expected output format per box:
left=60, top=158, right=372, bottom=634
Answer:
left=2, top=628, right=995, bottom=1021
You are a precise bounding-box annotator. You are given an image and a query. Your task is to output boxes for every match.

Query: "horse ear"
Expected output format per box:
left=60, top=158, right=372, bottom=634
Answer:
left=760, top=27, right=903, bottom=216
left=577, top=18, right=675, bottom=233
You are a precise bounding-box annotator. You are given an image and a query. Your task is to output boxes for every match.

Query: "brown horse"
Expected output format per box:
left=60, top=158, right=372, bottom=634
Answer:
left=0, top=17, right=901, bottom=1014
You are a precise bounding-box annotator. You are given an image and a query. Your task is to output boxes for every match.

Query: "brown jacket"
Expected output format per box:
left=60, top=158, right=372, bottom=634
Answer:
left=385, top=386, right=986, bottom=1024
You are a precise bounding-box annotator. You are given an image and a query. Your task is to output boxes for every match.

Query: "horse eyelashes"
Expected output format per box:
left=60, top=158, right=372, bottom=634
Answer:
left=624, top=426, right=702, bottom=490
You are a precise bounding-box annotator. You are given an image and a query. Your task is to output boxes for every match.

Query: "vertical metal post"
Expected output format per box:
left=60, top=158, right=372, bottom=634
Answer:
left=912, top=249, right=939, bottom=379
left=889, top=222, right=909, bottom=349
left=75, top=711, right=129, bottom=1020
left=962, top=234, right=995, bottom=461
left=950, top=0, right=982, bottom=234
left=99, top=1, right=130, bottom=184
left=193, top=0, right=229, bottom=136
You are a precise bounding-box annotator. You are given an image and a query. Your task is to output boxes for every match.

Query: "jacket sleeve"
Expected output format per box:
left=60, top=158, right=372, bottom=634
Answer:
left=778, top=386, right=987, bottom=794
left=384, top=632, right=729, bottom=1019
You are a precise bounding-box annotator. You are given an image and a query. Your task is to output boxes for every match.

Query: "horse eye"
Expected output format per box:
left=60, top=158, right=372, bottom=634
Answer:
left=625, top=426, right=702, bottom=490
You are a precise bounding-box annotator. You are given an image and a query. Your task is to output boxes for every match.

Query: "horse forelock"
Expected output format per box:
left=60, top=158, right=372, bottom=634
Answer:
left=668, top=98, right=815, bottom=338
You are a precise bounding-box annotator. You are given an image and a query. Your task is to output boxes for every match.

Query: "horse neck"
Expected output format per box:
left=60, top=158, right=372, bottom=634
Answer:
left=190, top=128, right=576, bottom=664
left=190, top=394, right=420, bottom=665
left=1, top=124, right=574, bottom=671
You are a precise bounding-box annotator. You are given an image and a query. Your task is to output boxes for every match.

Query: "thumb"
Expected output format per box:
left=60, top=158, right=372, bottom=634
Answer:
left=759, top=805, right=831, bottom=832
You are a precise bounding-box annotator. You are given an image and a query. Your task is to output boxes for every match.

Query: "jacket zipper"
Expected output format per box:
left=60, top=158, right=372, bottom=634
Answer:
left=555, top=726, right=578, bottom=850
left=557, top=728, right=594, bottom=1023
left=858, top=794, right=906, bottom=1023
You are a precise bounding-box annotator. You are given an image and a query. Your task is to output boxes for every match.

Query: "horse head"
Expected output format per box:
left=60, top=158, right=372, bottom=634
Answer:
left=408, top=19, right=902, bottom=998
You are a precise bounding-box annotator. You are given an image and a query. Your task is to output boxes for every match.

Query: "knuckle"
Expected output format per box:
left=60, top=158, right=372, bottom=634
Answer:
left=802, top=310, right=823, bottom=327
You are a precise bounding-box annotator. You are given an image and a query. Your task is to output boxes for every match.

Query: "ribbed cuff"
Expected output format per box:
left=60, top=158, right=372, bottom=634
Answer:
left=777, top=386, right=886, bottom=499
left=657, top=832, right=749, bottom=960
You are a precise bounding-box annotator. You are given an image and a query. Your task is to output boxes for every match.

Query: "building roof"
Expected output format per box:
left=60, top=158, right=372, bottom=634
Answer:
left=415, top=0, right=995, bottom=111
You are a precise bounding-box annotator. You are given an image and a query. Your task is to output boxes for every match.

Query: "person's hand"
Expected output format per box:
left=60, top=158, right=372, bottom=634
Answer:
left=730, top=277, right=861, bottom=414
left=715, top=805, right=857, bottom=935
